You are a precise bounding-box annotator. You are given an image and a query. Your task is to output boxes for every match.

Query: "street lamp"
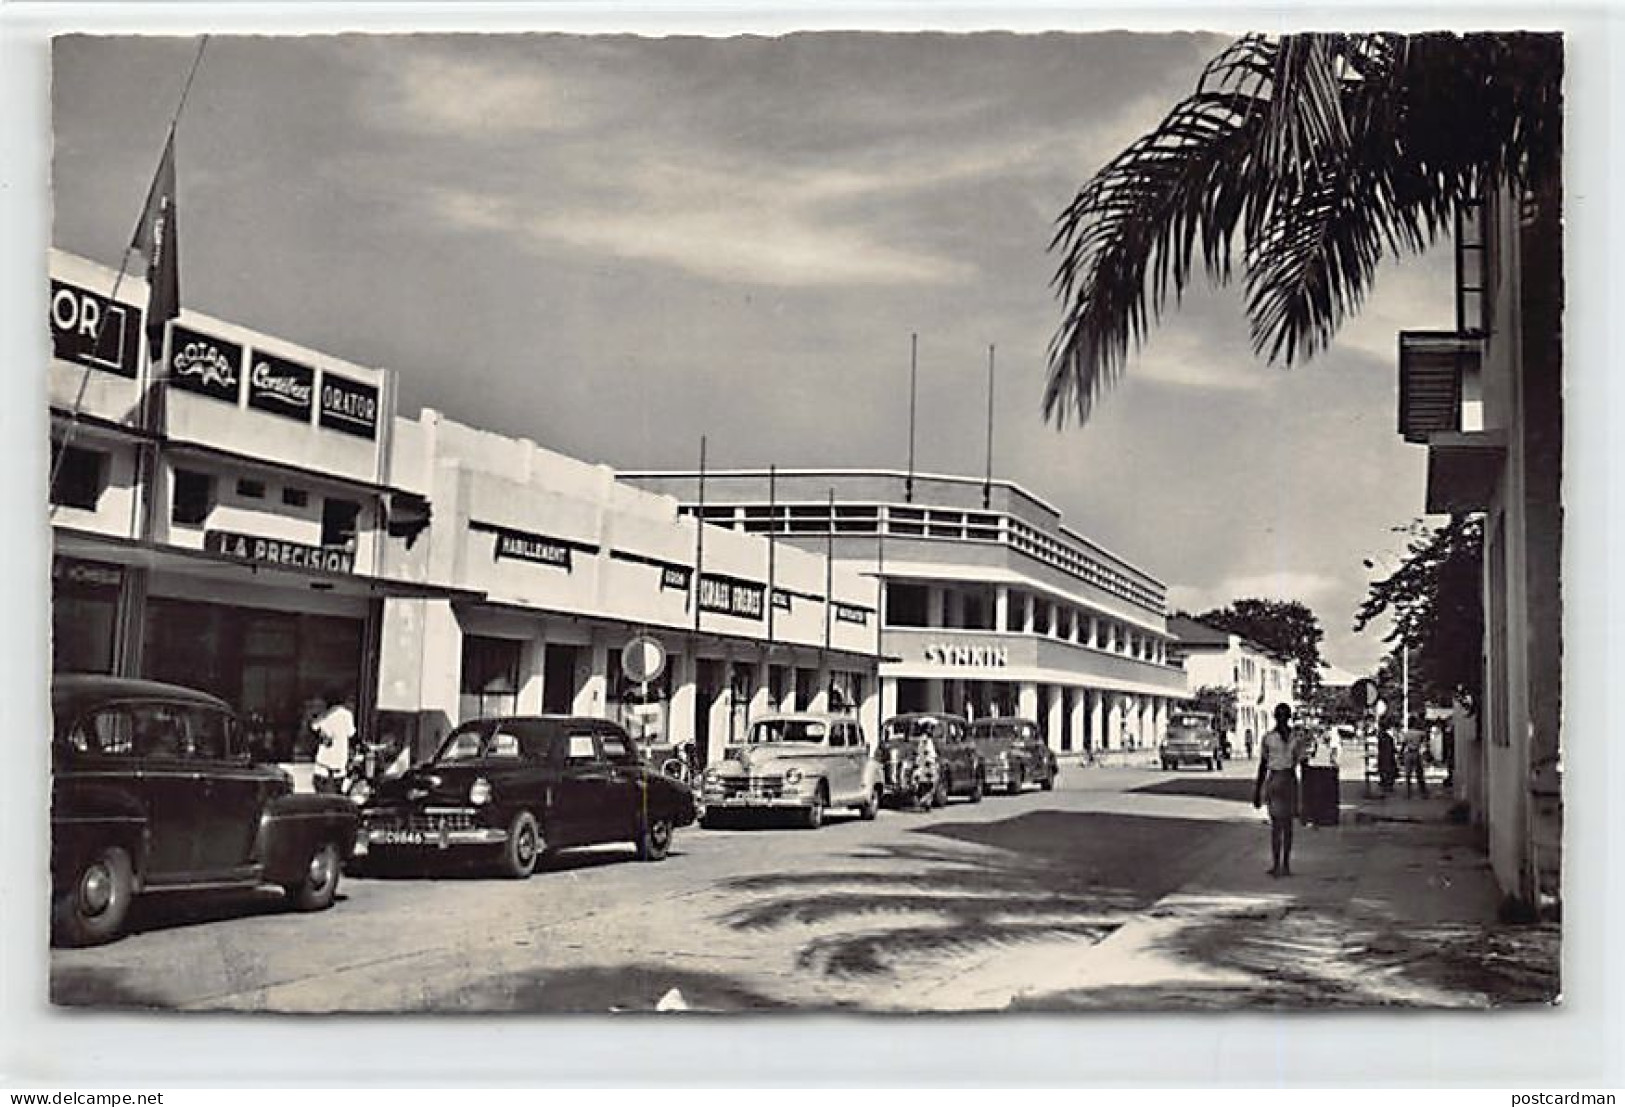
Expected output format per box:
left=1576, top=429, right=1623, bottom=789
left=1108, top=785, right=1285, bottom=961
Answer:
left=1362, top=554, right=1410, bottom=729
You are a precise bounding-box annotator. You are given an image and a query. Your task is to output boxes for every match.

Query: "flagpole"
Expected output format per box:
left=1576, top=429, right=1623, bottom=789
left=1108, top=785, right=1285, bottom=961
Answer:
left=905, top=333, right=917, bottom=504
left=766, top=463, right=777, bottom=648
left=50, top=36, right=209, bottom=508
left=692, top=435, right=707, bottom=633
left=983, top=343, right=995, bottom=510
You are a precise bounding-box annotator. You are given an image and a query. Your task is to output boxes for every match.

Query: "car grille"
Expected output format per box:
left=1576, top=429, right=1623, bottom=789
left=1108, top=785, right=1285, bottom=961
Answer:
left=719, top=774, right=785, bottom=799
left=366, top=809, right=478, bottom=833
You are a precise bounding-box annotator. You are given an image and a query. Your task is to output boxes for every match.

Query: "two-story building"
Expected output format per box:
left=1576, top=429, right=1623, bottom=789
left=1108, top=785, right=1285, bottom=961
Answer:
left=623, top=470, right=1187, bottom=755
left=1166, top=614, right=1294, bottom=757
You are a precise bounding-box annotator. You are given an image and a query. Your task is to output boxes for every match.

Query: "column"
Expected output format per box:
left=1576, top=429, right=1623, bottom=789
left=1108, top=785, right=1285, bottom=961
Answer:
left=1045, top=685, right=1065, bottom=753
left=1089, top=689, right=1105, bottom=752
left=668, top=651, right=696, bottom=747
left=516, top=630, right=547, bottom=714
left=377, top=596, right=463, bottom=760
left=879, top=676, right=898, bottom=727
left=1017, top=681, right=1039, bottom=720
left=573, top=636, right=609, bottom=716
left=1068, top=687, right=1086, bottom=753
left=809, top=659, right=833, bottom=713
left=1022, top=592, right=1035, bottom=633
left=707, top=650, right=735, bottom=763
left=994, top=586, right=1010, bottom=633
left=928, top=585, right=946, bottom=629
left=1107, top=693, right=1124, bottom=751
left=749, top=656, right=772, bottom=720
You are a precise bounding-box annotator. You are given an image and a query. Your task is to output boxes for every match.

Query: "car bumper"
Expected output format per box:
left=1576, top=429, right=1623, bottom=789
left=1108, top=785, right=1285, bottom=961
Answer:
left=701, top=794, right=815, bottom=810
left=985, top=766, right=1022, bottom=786
left=355, top=823, right=507, bottom=854
left=1161, top=750, right=1214, bottom=765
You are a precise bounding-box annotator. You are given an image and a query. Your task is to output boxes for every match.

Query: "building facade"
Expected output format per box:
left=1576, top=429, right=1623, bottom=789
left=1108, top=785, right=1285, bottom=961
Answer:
left=624, top=470, right=1188, bottom=754
left=49, top=250, right=881, bottom=769
left=1166, top=615, right=1294, bottom=757
left=1395, top=176, right=1563, bottom=908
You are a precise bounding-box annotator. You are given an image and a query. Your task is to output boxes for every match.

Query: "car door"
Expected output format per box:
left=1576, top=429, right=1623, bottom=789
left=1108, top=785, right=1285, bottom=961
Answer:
left=948, top=719, right=976, bottom=785
left=186, top=705, right=277, bottom=875
left=553, top=727, right=613, bottom=847
left=844, top=722, right=873, bottom=799
left=595, top=724, right=644, bottom=842
left=128, top=699, right=212, bottom=881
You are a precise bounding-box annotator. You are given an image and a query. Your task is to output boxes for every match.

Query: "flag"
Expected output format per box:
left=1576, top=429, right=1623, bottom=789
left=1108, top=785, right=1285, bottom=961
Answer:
left=131, top=134, right=179, bottom=364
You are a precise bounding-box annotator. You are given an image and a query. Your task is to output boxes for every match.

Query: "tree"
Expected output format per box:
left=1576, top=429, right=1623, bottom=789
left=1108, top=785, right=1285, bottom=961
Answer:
left=1044, top=32, right=1562, bottom=423
left=1196, top=597, right=1327, bottom=698
left=1186, top=684, right=1238, bottom=736
left=1354, top=516, right=1484, bottom=713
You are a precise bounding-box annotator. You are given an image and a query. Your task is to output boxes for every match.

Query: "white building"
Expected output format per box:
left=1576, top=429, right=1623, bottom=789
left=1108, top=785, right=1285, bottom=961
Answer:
left=623, top=470, right=1188, bottom=755
left=1166, top=615, right=1295, bottom=756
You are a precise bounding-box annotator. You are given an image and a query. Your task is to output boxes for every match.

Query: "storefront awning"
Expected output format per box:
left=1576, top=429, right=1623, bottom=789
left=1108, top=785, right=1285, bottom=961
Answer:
left=1424, top=430, right=1507, bottom=514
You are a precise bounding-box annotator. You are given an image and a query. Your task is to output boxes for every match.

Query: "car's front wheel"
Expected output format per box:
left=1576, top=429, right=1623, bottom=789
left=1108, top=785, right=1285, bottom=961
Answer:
left=53, top=844, right=134, bottom=947
left=856, top=786, right=880, bottom=821
left=284, top=840, right=342, bottom=912
left=802, top=787, right=827, bottom=830
left=636, top=814, right=674, bottom=862
left=500, top=810, right=543, bottom=879
left=968, top=771, right=984, bottom=804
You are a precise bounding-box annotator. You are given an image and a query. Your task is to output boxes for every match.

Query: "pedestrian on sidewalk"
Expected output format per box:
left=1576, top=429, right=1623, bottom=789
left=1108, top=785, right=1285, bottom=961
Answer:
left=1401, top=728, right=1428, bottom=798
left=1376, top=725, right=1398, bottom=795
left=1253, top=702, right=1307, bottom=877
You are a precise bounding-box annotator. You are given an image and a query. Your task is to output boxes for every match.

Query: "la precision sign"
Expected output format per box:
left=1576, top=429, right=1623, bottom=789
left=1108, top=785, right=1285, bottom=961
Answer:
left=206, top=530, right=355, bottom=574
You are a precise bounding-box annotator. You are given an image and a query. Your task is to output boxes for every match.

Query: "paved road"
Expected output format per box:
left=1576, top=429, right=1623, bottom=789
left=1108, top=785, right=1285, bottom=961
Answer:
left=51, top=761, right=1269, bottom=1012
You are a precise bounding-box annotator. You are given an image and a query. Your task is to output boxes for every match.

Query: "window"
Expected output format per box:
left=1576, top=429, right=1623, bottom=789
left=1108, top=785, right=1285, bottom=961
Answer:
left=130, top=702, right=189, bottom=759
left=600, top=730, right=638, bottom=765
left=460, top=636, right=521, bottom=721
left=236, top=478, right=266, bottom=499
left=828, top=726, right=848, bottom=749
left=182, top=706, right=234, bottom=760
left=565, top=733, right=598, bottom=763
left=282, top=486, right=309, bottom=508
left=172, top=469, right=214, bottom=527
left=49, top=444, right=107, bottom=510
left=68, top=707, right=135, bottom=756
left=321, top=497, right=361, bottom=549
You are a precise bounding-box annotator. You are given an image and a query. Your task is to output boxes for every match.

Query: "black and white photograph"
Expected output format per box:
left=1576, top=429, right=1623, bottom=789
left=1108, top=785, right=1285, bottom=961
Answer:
left=35, top=22, right=1571, bottom=1026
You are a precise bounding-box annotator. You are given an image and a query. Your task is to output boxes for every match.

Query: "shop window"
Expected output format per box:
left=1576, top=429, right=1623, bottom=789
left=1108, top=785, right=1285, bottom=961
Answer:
left=321, top=497, right=361, bottom=549
left=283, top=486, right=309, bottom=508
left=172, top=469, right=214, bottom=527
left=885, top=582, right=929, bottom=627
left=236, top=478, right=267, bottom=499
left=49, top=444, right=107, bottom=510
left=461, top=635, right=522, bottom=721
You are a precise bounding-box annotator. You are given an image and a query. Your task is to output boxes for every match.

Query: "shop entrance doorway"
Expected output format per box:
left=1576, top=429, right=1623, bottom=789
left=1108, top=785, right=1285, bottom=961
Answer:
left=541, top=643, right=578, bottom=714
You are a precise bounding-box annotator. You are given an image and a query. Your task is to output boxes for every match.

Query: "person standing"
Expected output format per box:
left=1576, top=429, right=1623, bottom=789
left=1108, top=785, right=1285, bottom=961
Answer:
left=312, top=690, right=357, bottom=794
left=1252, top=702, right=1306, bottom=877
left=1376, top=725, right=1398, bottom=795
left=1401, top=728, right=1428, bottom=798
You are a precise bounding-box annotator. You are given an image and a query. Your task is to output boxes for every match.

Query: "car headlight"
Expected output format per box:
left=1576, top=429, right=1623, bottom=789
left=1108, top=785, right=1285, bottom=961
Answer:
left=469, top=777, right=492, bottom=806
left=703, top=769, right=720, bottom=786
left=784, top=767, right=803, bottom=785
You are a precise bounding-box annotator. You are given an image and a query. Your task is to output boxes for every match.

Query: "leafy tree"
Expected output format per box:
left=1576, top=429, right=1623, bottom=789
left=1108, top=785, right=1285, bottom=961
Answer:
left=1044, top=32, right=1562, bottom=423
left=1354, top=516, right=1484, bottom=714
left=1185, top=684, right=1238, bottom=735
left=1196, top=597, right=1327, bottom=698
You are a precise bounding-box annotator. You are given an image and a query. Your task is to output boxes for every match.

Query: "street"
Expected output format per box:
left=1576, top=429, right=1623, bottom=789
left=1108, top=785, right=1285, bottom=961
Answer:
left=48, top=760, right=1557, bottom=1013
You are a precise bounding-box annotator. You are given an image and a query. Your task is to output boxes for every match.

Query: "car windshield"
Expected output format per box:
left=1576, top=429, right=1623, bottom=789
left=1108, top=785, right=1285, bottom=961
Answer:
left=972, top=721, right=1036, bottom=741
left=1171, top=715, right=1212, bottom=729
left=883, top=718, right=943, bottom=742
left=748, top=719, right=827, bottom=744
left=435, top=721, right=526, bottom=762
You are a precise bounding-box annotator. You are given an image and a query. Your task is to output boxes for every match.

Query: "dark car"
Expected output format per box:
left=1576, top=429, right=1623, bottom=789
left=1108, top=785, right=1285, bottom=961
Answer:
left=357, top=715, right=697, bottom=878
left=50, top=674, right=359, bottom=947
left=1161, top=710, right=1223, bottom=771
left=968, top=717, right=1059, bottom=794
left=876, top=713, right=985, bottom=809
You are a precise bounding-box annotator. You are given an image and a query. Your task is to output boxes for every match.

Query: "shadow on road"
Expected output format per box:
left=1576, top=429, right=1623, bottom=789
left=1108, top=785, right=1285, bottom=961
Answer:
left=716, top=810, right=1238, bottom=980
left=439, top=963, right=794, bottom=1013
left=1129, top=776, right=1258, bottom=803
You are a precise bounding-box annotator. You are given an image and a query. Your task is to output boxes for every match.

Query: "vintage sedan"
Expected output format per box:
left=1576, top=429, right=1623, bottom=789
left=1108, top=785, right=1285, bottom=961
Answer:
left=968, top=717, right=1058, bottom=794
left=698, top=714, right=880, bottom=829
left=358, top=716, right=696, bottom=877
left=50, top=674, right=358, bottom=947
left=876, top=713, right=985, bottom=809
left=1161, top=710, right=1223, bottom=771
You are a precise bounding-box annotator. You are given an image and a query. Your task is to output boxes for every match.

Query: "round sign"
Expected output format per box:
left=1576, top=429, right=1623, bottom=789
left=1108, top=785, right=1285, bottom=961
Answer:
left=620, top=634, right=667, bottom=685
left=1350, top=678, right=1379, bottom=710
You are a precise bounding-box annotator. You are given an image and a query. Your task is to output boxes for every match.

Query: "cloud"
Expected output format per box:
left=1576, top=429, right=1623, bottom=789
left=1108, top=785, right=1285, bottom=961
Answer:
left=1169, top=571, right=1342, bottom=614
left=365, top=43, right=583, bottom=135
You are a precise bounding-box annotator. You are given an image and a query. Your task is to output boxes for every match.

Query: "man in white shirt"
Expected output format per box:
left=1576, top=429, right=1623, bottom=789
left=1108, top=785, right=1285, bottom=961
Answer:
left=312, top=691, right=356, bottom=793
left=1252, top=702, right=1308, bottom=877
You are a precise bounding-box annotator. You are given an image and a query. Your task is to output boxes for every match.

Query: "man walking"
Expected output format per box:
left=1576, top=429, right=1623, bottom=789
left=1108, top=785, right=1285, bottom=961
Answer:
left=312, top=689, right=357, bottom=795
left=1253, top=702, right=1306, bottom=877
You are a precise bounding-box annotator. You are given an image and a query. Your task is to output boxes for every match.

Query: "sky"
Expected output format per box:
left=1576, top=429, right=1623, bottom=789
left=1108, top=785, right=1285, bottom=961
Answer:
left=48, top=31, right=1457, bottom=676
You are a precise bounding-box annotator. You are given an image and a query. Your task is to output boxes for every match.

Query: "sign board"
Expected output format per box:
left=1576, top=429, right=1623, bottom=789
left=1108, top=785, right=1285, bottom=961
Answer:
left=53, top=556, right=124, bottom=591
left=50, top=280, right=142, bottom=379
left=319, top=372, right=379, bottom=439
left=247, top=350, right=316, bottom=421
left=698, top=573, right=765, bottom=620
left=206, top=530, right=355, bottom=573
left=660, top=565, right=692, bottom=591
left=620, top=634, right=667, bottom=685
left=491, top=527, right=573, bottom=570
left=772, top=589, right=793, bottom=612
left=834, top=603, right=869, bottom=625
left=1350, top=678, right=1379, bottom=710
left=168, top=325, right=244, bottom=403
left=922, top=642, right=1009, bottom=667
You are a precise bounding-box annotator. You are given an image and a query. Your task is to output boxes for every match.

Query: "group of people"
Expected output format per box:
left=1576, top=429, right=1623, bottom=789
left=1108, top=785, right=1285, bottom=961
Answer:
left=1375, top=725, right=1432, bottom=798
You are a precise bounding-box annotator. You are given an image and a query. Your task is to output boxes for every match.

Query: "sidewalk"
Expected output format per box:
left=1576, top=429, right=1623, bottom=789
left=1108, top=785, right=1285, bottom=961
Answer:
left=931, top=780, right=1560, bottom=1010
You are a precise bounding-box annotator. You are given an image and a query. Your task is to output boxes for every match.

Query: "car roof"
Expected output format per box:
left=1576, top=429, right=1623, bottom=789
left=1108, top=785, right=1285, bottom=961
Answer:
left=52, top=673, right=232, bottom=720
left=749, top=713, right=852, bottom=726
left=461, top=715, right=623, bottom=729
left=884, top=712, right=970, bottom=724
left=969, top=716, right=1039, bottom=727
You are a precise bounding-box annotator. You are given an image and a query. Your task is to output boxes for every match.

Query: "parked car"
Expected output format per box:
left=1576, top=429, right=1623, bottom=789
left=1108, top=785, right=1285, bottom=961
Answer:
left=1160, top=710, right=1223, bottom=771
left=699, top=713, right=879, bottom=829
left=50, top=674, right=358, bottom=947
left=358, top=716, right=696, bottom=877
left=968, top=717, right=1058, bottom=794
left=876, top=713, right=985, bottom=809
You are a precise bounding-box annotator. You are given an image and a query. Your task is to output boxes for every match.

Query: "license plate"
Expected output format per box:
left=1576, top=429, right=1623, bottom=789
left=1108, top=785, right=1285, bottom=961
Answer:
left=370, top=828, right=428, bottom=847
